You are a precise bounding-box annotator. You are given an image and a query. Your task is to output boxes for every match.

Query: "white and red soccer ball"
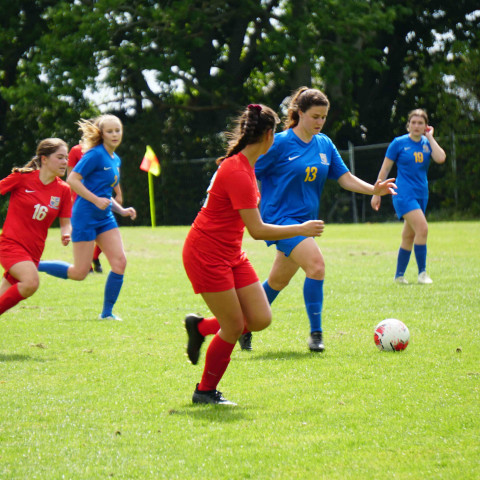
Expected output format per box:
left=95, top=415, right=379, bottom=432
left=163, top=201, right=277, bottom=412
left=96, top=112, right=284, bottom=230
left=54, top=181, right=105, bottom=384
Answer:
left=374, top=318, right=410, bottom=351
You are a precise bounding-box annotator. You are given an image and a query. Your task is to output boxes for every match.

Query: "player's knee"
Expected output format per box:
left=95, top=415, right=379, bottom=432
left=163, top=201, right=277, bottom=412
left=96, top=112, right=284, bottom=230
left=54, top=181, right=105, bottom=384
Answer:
left=20, top=277, right=40, bottom=297
left=68, top=267, right=90, bottom=281
left=305, top=261, right=325, bottom=280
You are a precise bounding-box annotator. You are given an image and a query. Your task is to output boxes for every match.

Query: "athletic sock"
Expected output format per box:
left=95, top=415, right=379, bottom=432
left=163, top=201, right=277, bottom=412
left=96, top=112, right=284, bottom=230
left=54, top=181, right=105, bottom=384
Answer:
left=93, top=244, right=102, bottom=261
left=263, top=280, right=280, bottom=304
left=414, top=244, right=427, bottom=274
left=395, top=248, right=412, bottom=278
left=37, top=260, right=71, bottom=279
left=303, top=277, right=324, bottom=333
left=0, top=283, right=25, bottom=316
left=198, top=334, right=235, bottom=391
left=198, top=316, right=220, bottom=336
left=101, top=271, right=124, bottom=318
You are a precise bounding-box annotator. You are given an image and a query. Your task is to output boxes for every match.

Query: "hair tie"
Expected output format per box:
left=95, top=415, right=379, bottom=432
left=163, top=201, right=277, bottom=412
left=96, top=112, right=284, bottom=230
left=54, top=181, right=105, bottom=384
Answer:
left=247, top=104, right=262, bottom=113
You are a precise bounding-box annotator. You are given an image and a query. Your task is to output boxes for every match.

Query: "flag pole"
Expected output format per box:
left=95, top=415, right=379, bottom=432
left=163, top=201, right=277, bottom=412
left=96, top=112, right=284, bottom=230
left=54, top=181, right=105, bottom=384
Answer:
left=148, top=171, right=156, bottom=228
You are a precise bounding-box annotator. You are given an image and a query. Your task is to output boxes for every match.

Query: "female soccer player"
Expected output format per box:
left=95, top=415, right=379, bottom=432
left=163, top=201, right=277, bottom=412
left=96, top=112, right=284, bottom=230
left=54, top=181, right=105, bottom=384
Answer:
left=183, top=104, right=325, bottom=405
left=0, top=138, right=72, bottom=316
left=38, top=115, right=136, bottom=320
left=243, top=87, right=396, bottom=353
left=371, top=108, right=446, bottom=284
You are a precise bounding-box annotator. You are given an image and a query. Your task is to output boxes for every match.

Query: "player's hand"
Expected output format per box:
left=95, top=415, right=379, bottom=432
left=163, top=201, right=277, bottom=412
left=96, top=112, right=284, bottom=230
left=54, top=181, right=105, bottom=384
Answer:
left=61, top=234, right=71, bottom=246
left=95, top=197, right=112, bottom=210
left=301, top=220, right=325, bottom=237
left=371, top=195, right=381, bottom=211
left=373, top=178, right=397, bottom=196
left=123, top=207, right=137, bottom=221
left=425, top=125, right=434, bottom=136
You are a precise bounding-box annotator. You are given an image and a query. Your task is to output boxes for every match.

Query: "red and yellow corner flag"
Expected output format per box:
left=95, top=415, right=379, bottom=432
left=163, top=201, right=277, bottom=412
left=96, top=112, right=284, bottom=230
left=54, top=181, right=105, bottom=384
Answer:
left=140, top=145, right=161, bottom=176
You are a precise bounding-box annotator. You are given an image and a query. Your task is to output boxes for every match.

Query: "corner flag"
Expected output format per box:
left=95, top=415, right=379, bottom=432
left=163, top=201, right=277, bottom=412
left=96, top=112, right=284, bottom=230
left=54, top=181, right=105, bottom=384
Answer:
left=140, top=145, right=161, bottom=176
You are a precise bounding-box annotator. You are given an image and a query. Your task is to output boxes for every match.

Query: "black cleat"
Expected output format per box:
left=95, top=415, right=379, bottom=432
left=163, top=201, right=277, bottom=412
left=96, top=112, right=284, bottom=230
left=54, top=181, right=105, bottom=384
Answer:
left=184, top=314, right=205, bottom=365
left=238, top=332, right=253, bottom=351
left=308, top=331, right=325, bottom=352
left=92, top=258, right=103, bottom=273
left=192, top=384, right=237, bottom=405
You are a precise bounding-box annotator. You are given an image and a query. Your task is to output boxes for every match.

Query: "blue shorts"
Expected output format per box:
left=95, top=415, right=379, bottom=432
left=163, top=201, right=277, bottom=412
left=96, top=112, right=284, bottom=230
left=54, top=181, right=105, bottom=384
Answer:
left=265, top=218, right=308, bottom=257
left=392, top=196, right=428, bottom=219
left=72, top=213, right=118, bottom=242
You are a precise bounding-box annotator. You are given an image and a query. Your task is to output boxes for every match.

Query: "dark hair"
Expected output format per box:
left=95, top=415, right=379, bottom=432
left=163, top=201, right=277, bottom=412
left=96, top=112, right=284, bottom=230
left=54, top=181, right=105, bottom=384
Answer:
left=12, top=138, right=68, bottom=173
left=284, top=87, right=330, bottom=130
left=216, top=104, right=280, bottom=164
left=406, top=109, right=429, bottom=131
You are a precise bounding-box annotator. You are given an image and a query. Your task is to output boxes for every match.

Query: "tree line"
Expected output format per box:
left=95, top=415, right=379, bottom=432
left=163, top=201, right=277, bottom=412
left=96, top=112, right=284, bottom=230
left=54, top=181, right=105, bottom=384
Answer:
left=1, top=0, right=479, bottom=224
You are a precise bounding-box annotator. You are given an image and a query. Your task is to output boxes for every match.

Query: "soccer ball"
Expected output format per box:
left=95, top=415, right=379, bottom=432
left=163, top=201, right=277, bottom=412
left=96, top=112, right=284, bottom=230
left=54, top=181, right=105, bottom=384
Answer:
left=374, top=318, right=410, bottom=351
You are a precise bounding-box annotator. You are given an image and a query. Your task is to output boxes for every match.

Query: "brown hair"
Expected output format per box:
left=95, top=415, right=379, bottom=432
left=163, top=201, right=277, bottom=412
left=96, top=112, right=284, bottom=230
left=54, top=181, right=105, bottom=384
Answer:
left=12, top=138, right=68, bottom=173
left=284, top=87, right=330, bottom=130
left=406, top=109, right=429, bottom=130
left=78, top=114, right=122, bottom=152
left=216, top=104, right=280, bottom=165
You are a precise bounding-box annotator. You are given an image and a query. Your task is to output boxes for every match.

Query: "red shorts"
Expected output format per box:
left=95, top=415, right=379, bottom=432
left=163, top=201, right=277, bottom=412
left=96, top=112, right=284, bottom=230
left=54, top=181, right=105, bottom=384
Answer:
left=182, top=229, right=259, bottom=294
left=0, top=237, right=39, bottom=285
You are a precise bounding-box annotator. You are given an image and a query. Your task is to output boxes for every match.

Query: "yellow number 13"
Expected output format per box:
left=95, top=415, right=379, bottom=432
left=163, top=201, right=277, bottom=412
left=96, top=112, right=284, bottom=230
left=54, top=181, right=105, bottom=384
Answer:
left=304, top=166, right=317, bottom=182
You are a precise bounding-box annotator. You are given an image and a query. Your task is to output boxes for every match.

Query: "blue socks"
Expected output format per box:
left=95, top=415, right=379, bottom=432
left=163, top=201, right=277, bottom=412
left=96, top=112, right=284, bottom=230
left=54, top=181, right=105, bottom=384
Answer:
left=37, top=260, right=70, bottom=279
left=414, top=244, right=427, bottom=274
left=101, top=271, right=124, bottom=318
left=395, top=248, right=411, bottom=278
left=303, top=278, right=324, bottom=333
left=262, top=280, right=280, bottom=304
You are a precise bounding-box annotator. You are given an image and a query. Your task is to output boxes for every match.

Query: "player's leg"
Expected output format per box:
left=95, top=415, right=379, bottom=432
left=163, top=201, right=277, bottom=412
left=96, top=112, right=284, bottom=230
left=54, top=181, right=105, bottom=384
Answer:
left=67, top=241, right=96, bottom=280
left=192, top=288, right=245, bottom=405
left=0, top=262, right=39, bottom=316
left=394, top=219, right=415, bottom=283
left=289, top=237, right=326, bottom=352
left=95, top=228, right=126, bottom=319
left=403, top=209, right=431, bottom=283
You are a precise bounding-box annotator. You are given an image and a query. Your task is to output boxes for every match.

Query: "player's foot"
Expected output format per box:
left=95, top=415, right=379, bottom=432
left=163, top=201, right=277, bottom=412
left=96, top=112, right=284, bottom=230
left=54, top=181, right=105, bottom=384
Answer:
left=418, top=271, right=433, bottom=284
left=184, top=314, right=205, bottom=365
left=238, top=332, right=252, bottom=351
left=192, top=384, right=237, bottom=405
left=89, top=266, right=94, bottom=274
left=308, top=331, right=325, bottom=352
left=394, top=276, right=408, bottom=285
left=92, top=259, right=103, bottom=273
left=98, top=313, right=122, bottom=321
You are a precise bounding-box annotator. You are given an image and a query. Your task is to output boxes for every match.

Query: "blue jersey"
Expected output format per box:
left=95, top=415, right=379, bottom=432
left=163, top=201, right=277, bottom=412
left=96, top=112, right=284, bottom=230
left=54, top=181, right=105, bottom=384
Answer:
left=255, top=129, right=349, bottom=223
left=72, top=144, right=121, bottom=221
left=386, top=134, right=432, bottom=199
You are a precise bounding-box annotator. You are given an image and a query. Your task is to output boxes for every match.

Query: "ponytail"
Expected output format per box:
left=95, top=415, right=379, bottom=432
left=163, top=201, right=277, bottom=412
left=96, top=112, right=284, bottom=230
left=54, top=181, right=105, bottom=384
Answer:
left=12, top=138, right=67, bottom=173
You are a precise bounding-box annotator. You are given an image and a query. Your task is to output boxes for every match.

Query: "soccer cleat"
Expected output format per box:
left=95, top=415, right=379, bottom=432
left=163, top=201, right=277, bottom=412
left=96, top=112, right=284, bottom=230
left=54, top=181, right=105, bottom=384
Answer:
left=92, top=259, right=103, bottom=273
left=418, top=271, right=433, bottom=284
left=238, top=332, right=253, bottom=351
left=98, top=313, right=122, bottom=321
left=308, top=331, right=325, bottom=352
left=192, top=384, right=237, bottom=405
left=184, top=314, right=205, bottom=365
left=394, top=276, right=409, bottom=285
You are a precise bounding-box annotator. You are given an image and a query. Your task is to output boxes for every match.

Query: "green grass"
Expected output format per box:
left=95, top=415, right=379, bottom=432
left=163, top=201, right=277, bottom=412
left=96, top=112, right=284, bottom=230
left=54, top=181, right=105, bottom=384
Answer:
left=1, top=222, right=479, bottom=479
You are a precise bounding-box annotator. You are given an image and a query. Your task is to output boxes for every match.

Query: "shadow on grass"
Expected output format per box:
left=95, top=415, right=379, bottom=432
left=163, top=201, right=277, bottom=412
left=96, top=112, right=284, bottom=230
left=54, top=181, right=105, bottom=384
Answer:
left=167, top=404, right=249, bottom=422
left=0, top=353, right=43, bottom=362
left=240, top=350, right=323, bottom=361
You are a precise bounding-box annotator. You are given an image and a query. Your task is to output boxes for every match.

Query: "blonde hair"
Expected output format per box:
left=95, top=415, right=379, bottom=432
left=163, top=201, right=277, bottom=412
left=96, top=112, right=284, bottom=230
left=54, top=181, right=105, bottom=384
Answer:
left=78, top=114, right=122, bottom=152
left=284, top=87, right=330, bottom=130
left=12, top=138, right=68, bottom=173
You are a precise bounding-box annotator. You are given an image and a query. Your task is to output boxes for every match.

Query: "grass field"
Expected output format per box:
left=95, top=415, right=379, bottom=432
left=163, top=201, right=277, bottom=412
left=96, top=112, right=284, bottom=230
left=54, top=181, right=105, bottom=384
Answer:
left=1, top=221, right=479, bottom=479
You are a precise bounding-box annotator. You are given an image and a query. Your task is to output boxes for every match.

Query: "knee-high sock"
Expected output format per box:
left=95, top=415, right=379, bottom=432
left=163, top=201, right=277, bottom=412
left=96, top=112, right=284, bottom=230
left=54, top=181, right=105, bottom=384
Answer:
left=263, top=280, right=280, bottom=304
left=303, top=277, right=324, bottom=333
left=37, top=261, right=70, bottom=279
left=198, top=334, right=235, bottom=391
left=101, top=271, right=124, bottom=317
left=198, top=317, right=220, bottom=336
left=395, top=248, right=412, bottom=278
left=93, top=244, right=102, bottom=261
left=414, top=244, right=427, bottom=274
left=0, top=284, right=25, bottom=316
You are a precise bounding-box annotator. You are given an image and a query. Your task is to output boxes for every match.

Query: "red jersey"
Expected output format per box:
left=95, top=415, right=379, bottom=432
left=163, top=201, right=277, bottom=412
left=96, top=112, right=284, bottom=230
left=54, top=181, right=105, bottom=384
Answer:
left=0, top=170, right=72, bottom=261
left=68, top=144, right=83, bottom=168
left=192, top=153, right=260, bottom=260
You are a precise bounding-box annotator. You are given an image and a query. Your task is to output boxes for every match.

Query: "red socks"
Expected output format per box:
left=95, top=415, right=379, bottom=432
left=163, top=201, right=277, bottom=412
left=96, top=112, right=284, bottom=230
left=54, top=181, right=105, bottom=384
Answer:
left=0, top=283, right=25, bottom=316
left=198, top=334, right=235, bottom=391
left=93, top=244, right=102, bottom=261
left=197, top=316, right=220, bottom=336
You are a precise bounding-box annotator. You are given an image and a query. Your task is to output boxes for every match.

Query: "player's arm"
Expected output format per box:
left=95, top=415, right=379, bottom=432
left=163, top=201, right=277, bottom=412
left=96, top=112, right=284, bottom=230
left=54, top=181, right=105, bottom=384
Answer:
left=111, top=197, right=136, bottom=220
left=113, top=183, right=123, bottom=205
left=239, top=208, right=324, bottom=241
left=59, top=217, right=72, bottom=246
left=425, top=127, right=446, bottom=164
left=337, top=171, right=396, bottom=196
left=369, top=157, right=395, bottom=211
left=67, top=171, right=111, bottom=210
